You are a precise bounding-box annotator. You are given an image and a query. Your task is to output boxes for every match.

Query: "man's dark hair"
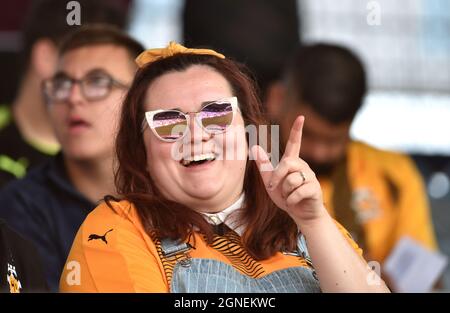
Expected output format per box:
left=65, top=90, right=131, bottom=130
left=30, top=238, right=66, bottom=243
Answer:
left=58, top=24, right=144, bottom=61
left=21, top=0, right=130, bottom=72
left=284, top=43, right=367, bottom=124
left=183, top=0, right=300, bottom=99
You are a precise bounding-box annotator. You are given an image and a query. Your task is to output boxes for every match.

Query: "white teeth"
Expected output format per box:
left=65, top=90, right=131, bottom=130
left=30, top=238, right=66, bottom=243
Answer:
left=182, top=153, right=215, bottom=166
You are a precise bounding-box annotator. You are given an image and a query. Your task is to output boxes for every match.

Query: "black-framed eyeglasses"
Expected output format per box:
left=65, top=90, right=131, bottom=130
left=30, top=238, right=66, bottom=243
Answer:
left=42, top=69, right=128, bottom=103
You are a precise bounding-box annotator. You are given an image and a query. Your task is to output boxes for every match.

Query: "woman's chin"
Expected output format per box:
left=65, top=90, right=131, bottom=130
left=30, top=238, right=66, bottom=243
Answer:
left=185, top=185, right=222, bottom=200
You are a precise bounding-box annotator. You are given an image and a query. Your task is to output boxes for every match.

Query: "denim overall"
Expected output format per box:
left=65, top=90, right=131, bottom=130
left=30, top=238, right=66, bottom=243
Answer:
left=159, top=235, right=321, bottom=293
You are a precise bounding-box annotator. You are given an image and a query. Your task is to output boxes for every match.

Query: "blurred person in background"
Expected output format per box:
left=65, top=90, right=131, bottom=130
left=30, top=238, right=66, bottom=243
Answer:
left=266, top=43, right=438, bottom=289
left=182, top=0, right=300, bottom=101
left=0, top=25, right=144, bottom=291
left=0, top=0, right=130, bottom=188
left=1, top=218, right=47, bottom=293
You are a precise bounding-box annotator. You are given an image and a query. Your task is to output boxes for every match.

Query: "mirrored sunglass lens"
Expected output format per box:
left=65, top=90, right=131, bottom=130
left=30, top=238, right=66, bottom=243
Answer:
left=200, top=101, right=233, bottom=133
left=153, top=111, right=187, bottom=141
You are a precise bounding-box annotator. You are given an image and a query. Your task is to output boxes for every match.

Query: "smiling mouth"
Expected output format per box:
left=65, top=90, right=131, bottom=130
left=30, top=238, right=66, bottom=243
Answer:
left=181, top=153, right=216, bottom=167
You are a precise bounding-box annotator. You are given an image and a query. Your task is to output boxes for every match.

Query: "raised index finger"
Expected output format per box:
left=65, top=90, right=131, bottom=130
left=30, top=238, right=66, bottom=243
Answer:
left=283, top=115, right=305, bottom=159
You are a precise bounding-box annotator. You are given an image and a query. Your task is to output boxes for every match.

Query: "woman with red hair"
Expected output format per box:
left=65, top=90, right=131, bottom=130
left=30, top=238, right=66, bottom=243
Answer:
left=60, top=42, right=388, bottom=293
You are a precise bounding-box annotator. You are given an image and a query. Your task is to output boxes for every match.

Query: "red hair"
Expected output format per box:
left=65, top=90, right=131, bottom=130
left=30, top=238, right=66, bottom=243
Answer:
left=106, top=53, right=298, bottom=260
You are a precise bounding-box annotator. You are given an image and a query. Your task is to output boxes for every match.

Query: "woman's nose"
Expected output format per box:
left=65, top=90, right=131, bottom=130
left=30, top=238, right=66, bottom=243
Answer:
left=187, top=115, right=212, bottom=143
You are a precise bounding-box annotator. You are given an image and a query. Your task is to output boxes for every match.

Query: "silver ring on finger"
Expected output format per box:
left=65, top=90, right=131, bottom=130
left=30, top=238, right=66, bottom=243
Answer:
left=299, top=171, right=306, bottom=184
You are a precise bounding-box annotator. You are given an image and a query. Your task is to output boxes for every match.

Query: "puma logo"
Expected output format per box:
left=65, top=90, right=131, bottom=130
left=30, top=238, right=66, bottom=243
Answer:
left=88, top=229, right=113, bottom=244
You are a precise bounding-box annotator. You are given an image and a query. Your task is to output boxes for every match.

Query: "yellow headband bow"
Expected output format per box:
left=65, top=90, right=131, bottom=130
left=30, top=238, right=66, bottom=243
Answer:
left=135, top=41, right=225, bottom=68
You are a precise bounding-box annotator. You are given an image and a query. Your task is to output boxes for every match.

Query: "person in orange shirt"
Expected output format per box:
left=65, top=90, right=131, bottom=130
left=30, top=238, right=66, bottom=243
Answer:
left=60, top=42, right=389, bottom=293
left=266, top=43, right=437, bottom=269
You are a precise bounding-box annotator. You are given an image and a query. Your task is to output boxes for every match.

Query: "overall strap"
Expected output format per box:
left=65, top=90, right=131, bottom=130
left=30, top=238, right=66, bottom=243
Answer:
left=160, top=238, right=191, bottom=257
left=297, top=234, right=312, bottom=264
left=283, top=234, right=313, bottom=266
left=295, top=234, right=318, bottom=280
left=151, top=233, right=193, bottom=288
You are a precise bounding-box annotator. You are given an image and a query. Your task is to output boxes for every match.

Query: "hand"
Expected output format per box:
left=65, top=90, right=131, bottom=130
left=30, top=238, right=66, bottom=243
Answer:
left=251, top=116, right=327, bottom=228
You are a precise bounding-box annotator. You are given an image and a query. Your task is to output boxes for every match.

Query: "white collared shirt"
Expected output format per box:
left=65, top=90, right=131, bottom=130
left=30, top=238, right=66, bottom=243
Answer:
left=201, top=193, right=245, bottom=236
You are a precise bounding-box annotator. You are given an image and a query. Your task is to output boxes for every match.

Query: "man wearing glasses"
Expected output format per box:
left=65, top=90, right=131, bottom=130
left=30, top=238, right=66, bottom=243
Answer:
left=0, top=25, right=144, bottom=291
left=0, top=0, right=129, bottom=188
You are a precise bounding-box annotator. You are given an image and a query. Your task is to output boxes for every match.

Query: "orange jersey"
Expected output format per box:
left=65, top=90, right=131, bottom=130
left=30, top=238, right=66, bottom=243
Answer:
left=320, top=141, right=437, bottom=263
left=60, top=200, right=362, bottom=292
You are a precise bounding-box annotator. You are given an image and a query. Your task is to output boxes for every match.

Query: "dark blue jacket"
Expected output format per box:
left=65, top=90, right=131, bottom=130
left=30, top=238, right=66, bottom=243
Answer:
left=0, top=219, right=48, bottom=292
left=0, top=154, right=94, bottom=291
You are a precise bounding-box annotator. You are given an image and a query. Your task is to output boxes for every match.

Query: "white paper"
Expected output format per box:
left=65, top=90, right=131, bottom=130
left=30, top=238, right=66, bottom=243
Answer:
left=383, top=236, right=448, bottom=292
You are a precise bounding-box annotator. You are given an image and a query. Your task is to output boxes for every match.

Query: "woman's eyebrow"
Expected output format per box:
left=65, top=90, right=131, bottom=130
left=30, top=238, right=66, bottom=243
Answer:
left=164, top=99, right=223, bottom=112
left=168, top=103, right=206, bottom=112
left=199, top=99, right=221, bottom=109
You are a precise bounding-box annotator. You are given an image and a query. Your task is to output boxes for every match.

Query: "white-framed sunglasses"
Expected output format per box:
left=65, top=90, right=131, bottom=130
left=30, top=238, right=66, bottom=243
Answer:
left=143, top=96, right=239, bottom=142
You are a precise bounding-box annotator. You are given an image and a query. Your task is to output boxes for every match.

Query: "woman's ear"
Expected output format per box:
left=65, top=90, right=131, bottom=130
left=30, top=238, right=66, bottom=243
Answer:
left=31, top=38, right=58, bottom=79
left=264, top=80, right=286, bottom=122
